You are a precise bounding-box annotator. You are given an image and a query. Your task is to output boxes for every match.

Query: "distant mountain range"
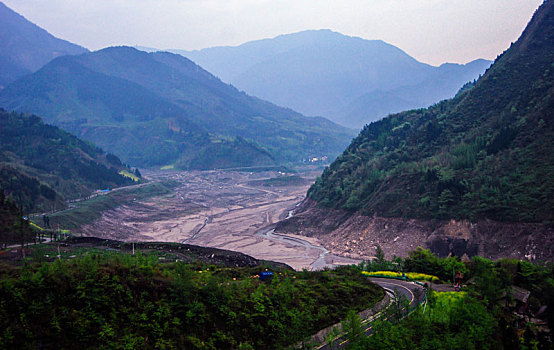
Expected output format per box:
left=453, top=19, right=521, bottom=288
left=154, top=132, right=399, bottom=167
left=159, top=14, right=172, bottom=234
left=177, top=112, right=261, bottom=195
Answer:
left=0, top=1, right=490, bottom=174
left=0, top=46, right=354, bottom=168
left=0, top=109, right=134, bottom=213
left=169, top=30, right=491, bottom=128
left=0, top=1, right=87, bottom=88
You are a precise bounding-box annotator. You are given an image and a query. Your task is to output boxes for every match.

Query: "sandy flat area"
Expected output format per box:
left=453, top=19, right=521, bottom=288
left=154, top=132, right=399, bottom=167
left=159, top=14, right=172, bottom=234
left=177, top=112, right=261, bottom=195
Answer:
left=77, top=169, right=359, bottom=270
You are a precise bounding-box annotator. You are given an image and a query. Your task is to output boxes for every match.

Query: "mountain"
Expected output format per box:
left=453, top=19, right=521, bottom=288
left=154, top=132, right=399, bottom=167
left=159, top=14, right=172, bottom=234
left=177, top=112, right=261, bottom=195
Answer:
left=0, top=109, right=135, bottom=213
left=0, top=46, right=354, bottom=169
left=277, top=1, right=554, bottom=261
left=176, top=30, right=491, bottom=128
left=0, top=1, right=87, bottom=88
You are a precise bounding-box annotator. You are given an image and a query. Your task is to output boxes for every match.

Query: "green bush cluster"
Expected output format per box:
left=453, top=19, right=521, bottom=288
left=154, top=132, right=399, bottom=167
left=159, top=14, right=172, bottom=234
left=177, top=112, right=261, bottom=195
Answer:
left=355, top=246, right=554, bottom=349
left=365, top=292, right=497, bottom=350
left=0, top=192, right=34, bottom=246
left=0, top=253, right=383, bottom=349
left=307, top=2, right=554, bottom=224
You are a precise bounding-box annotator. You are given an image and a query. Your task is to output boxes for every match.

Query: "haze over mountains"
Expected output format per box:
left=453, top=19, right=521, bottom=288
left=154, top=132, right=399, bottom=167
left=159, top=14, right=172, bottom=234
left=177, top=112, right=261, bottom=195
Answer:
left=0, top=1, right=87, bottom=88
left=278, top=1, right=554, bottom=261
left=0, top=47, right=353, bottom=169
left=0, top=0, right=492, bottom=175
left=0, top=1, right=355, bottom=170
left=0, top=1, right=553, bottom=347
left=174, top=30, right=491, bottom=128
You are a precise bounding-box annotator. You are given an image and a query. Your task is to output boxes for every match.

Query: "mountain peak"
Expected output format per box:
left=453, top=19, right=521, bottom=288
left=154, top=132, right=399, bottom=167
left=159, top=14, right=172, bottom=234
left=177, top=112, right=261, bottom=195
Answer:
left=180, top=28, right=488, bottom=128
left=97, top=45, right=143, bottom=54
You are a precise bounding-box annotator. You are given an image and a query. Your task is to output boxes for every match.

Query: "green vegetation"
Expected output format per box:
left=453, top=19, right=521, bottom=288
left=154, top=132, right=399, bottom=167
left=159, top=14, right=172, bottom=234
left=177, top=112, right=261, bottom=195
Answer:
left=1, top=240, right=552, bottom=349
left=0, top=109, right=135, bottom=213
left=364, top=292, right=497, bottom=350
left=0, top=250, right=383, bottom=349
left=41, top=182, right=171, bottom=230
left=118, top=169, right=140, bottom=182
left=174, top=136, right=276, bottom=170
left=308, top=2, right=554, bottom=224
left=349, top=247, right=554, bottom=349
left=0, top=191, right=34, bottom=247
left=0, top=47, right=354, bottom=169
left=247, top=175, right=310, bottom=187
left=0, top=166, right=63, bottom=215
left=360, top=246, right=467, bottom=283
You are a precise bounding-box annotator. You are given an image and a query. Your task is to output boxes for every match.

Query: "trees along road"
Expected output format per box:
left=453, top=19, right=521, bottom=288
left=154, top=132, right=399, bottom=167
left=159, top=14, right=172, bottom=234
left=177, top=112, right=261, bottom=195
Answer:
left=317, top=277, right=426, bottom=349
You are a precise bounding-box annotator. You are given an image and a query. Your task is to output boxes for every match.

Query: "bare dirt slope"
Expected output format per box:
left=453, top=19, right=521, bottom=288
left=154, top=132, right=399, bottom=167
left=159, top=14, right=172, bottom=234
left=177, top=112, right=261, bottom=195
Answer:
left=275, top=199, right=554, bottom=262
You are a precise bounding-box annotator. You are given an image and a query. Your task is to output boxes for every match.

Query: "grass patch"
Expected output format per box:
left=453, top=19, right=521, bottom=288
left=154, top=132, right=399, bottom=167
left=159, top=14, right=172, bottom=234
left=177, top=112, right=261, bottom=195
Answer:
left=248, top=175, right=311, bottom=187
left=118, top=169, right=140, bottom=182
left=29, top=222, right=44, bottom=231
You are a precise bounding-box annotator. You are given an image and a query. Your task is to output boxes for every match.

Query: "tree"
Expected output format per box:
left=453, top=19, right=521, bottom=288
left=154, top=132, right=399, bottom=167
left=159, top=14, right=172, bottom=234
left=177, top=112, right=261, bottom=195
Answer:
left=342, top=310, right=369, bottom=349
left=375, top=245, right=385, bottom=265
left=438, top=189, right=455, bottom=217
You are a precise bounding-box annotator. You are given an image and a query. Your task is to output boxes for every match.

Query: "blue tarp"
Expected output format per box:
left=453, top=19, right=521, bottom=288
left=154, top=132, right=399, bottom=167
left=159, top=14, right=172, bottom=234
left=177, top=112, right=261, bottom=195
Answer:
left=259, top=271, right=274, bottom=281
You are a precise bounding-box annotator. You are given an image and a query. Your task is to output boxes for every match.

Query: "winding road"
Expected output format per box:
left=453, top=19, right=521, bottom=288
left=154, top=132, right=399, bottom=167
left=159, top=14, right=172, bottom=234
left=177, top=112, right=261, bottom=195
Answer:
left=318, top=277, right=426, bottom=349
left=369, top=277, right=423, bottom=306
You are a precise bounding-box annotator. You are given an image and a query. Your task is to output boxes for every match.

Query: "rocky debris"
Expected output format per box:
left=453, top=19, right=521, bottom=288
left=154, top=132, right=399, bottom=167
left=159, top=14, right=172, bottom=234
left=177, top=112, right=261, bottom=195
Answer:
left=275, top=199, right=554, bottom=261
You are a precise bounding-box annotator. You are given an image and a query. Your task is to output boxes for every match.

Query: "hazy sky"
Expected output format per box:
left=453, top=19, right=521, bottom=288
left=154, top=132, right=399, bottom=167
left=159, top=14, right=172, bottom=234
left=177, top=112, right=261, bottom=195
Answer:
left=4, top=0, right=543, bottom=66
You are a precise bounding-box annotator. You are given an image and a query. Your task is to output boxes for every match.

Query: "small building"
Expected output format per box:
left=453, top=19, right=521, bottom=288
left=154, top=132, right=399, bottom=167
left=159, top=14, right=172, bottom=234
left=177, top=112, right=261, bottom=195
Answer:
left=498, top=285, right=531, bottom=312
left=510, top=285, right=531, bottom=311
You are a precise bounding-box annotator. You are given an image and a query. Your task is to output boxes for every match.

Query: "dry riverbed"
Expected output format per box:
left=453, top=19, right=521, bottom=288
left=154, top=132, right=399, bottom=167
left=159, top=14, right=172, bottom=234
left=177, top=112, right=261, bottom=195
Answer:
left=77, top=169, right=359, bottom=270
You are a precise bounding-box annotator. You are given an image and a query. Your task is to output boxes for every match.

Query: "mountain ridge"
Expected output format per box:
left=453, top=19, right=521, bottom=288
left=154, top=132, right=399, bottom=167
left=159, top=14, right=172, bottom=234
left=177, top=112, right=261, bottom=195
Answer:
left=276, top=0, right=554, bottom=261
left=0, top=1, right=87, bottom=87
left=0, top=46, right=354, bottom=168
left=173, top=29, right=490, bottom=128
left=0, top=109, right=135, bottom=213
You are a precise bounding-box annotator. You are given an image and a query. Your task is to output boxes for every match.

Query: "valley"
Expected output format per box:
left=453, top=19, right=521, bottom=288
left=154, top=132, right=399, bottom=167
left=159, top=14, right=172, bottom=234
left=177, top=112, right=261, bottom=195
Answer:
left=0, top=1, right=553, bottom=348
left=65, top=169, right=359, bottom=270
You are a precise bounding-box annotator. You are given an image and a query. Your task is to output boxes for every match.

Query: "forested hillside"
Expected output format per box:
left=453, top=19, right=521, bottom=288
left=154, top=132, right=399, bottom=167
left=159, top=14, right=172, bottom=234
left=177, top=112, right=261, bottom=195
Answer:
left=0, top=109, right=134, bottom=212
left=307, top=0, right=553, bottom=224
left=0, top=46, right=354, bottom=169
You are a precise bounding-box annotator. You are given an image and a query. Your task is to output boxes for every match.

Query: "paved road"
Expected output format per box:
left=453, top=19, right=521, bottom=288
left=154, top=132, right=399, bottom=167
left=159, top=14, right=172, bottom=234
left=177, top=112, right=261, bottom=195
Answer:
left=319, top=277, right=426, bottom=349
left=369, top=277, right=424, bottom=307
left=29, top=181, right=150, bottom=218
left=5, top=236, right=52, bottom=249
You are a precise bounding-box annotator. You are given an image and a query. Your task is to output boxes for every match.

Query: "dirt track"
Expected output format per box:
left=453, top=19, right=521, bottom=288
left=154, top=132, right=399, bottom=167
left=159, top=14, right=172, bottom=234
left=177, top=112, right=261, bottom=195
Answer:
left=78, top=169, right=359, bottom=270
